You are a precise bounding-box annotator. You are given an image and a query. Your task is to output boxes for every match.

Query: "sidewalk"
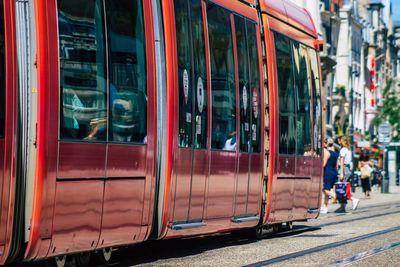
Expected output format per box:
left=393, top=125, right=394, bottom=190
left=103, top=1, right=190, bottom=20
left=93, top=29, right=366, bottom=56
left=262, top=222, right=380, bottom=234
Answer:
left=324, top=186, right=400, bottom=213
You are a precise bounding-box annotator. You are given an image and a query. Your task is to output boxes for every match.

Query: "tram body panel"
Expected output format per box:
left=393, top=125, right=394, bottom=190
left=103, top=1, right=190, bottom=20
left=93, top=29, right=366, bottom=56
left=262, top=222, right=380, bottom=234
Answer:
left=262, top=7, right=323, bottom=224
left=0, top=0, right=21, bottom=264
left=27, top=0, right=157, bottom=260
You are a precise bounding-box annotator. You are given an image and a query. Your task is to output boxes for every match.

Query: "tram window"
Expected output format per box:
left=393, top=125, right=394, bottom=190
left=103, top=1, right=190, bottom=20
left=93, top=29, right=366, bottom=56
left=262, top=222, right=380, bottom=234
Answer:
left=174, top=0, right=207, bottom=149
left=106, top=0, right=147, bottom=143
left=58, top=0, right=107, bottom=141
left=208, top=4, right=236, bottom=151
left=247, top=22, right=261, bottom=154
left=274, top=32, right=296, bottom=155
left=191, top=0, right=207, bottom=149
left=309, top=49, right=322, bottom=157
left=175, top=0, right=193, bottom=148
left=0, top=2, right=4, bottom=139
left=293, top=42, right=312, bottom=156
left=234, top=16, right=250, bottom=153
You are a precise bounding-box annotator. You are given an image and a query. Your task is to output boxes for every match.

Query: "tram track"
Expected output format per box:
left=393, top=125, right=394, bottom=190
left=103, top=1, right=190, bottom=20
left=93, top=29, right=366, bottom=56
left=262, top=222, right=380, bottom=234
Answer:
left=245, top=226, right=400, bottom=266
left=100, top=202, right=400, bottom=266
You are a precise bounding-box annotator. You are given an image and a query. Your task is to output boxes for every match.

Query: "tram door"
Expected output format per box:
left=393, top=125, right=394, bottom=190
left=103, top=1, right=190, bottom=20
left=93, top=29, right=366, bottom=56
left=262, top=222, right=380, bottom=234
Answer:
left=172, top=0, right=208, bottom=224
left=292, top=42, right=312, bottom=217
left=234, top=16, right=262, bottom=218
left=274, top=32, right=296, bottom=221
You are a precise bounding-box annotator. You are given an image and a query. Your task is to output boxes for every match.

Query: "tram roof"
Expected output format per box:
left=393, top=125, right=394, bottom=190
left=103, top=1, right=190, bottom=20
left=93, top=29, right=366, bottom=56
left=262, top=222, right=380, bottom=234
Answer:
left=260, top=0, right=317, bottom=38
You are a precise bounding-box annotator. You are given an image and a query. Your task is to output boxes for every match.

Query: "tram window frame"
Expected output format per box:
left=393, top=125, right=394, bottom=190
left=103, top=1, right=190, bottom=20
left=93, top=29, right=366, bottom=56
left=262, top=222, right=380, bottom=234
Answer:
left=0, top=1, right=5, bottom=139
left=309, top=48, right=322, bottom=158
left=57, top=0, right=148, bottom=144
left=208, top=3, right=236, bottom=152
left=174, top=0, right=208, bottom=149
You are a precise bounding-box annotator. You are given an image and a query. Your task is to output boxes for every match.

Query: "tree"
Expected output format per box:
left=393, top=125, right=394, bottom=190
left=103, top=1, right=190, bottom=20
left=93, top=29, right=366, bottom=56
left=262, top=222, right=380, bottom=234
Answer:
left=372, top=79, right=400, bottom=141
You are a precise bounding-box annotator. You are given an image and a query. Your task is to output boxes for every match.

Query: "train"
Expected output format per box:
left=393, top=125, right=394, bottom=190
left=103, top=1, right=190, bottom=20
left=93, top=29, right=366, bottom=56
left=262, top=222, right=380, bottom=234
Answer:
left=0, top=0, right=324, bottom=265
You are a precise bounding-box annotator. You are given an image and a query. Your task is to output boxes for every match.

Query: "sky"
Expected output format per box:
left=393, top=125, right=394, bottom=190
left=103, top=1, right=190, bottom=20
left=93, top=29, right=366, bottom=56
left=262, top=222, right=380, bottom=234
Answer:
left=393, top=0, right=400, bottom=23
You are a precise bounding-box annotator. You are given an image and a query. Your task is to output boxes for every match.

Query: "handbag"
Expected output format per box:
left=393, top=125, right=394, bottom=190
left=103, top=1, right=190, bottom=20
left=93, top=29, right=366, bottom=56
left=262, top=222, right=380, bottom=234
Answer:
left=335, top=182, right=347, bottom=203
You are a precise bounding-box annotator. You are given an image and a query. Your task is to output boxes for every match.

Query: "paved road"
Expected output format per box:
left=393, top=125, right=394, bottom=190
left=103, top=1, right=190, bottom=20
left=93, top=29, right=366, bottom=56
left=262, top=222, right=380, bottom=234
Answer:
left=102, top=187, right=400, bottom=267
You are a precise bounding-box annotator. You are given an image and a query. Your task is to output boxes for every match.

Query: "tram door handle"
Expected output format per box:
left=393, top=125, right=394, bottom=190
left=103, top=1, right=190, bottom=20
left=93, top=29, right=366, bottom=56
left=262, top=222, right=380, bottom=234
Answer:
left=284, top=158, right=288, bottom=167
left=304, top=161, right=307, bottom=166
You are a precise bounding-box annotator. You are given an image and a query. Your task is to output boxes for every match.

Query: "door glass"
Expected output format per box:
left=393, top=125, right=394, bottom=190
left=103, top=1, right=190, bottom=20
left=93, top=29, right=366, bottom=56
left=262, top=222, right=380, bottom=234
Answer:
left=191, top=0, right=207, bottom=149
left=247, top=22, right=261, bottom=154
left=293, top=42, right=312, bottom=156
left=234, top=16, right=250, bottom=153
left=174, top=0, right=207, bottom=149
left=0, top=2, right=5, bottom=139
left=274, top=32, right=296, bottom=155
left=208, top=4, right=236, bottom=151
left=58, top=0, right=107, bottom=141
left=175, top=0, right=192, bottom=148
left=106, top=0, right=147, bottom=143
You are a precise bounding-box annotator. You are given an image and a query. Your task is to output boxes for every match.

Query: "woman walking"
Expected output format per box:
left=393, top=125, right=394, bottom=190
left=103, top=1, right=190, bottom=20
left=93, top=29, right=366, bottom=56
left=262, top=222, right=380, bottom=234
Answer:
left=320, top=138, right=338, bottom=213
left=336, top=136, right=360, bottom=213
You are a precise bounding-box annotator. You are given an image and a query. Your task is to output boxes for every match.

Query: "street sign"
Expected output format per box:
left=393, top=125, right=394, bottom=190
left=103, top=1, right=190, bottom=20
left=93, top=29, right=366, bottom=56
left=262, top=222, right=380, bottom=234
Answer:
left=357, top=141, right=371, bottom=147
left=378, top=121, right=392, bottom=137
left=378, top=121, right=392, bottom=145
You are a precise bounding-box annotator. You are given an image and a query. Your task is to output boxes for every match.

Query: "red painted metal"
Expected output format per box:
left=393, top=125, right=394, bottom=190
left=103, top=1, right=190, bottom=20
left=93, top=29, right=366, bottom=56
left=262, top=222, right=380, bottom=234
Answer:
left=207, top=151, right=236, bottom=219
left=107, top=145, right=147, bottom=178
left=98, top=179, right=145, bottom=248
left=211, top=0, right=258, bottom=21
left=25, top=0, right=60, bottom=260
left=172, top=148, right=193, bottom=222
left=189, top=150, right=208, bottom=220
left=0, top=0, right=18, bottom=264
left=260, top=0, right=317, bottom=38
left=159, top=0, right=176, bottom=239
left=58, top=143, right=106, bottom=179
left=48, top=181, right=103, bottom=257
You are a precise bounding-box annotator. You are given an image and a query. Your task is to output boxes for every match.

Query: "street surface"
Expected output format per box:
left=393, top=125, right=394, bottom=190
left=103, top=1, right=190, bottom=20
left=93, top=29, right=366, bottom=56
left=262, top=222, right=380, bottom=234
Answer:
left=100, top=188, right=400, bottom=267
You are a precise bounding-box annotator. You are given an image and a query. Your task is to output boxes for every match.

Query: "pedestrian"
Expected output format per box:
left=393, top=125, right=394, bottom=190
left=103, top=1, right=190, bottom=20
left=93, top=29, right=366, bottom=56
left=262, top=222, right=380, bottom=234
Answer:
left=320, top=138, right=338, bottom=213
left=359, top=150, right=373, bottom=199
left=335, top=136, right=360, bottom=213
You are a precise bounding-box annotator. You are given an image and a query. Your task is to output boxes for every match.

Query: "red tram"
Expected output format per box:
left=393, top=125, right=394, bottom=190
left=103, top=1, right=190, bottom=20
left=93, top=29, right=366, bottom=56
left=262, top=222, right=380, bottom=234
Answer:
left=0, top=0, right=324, bottom=265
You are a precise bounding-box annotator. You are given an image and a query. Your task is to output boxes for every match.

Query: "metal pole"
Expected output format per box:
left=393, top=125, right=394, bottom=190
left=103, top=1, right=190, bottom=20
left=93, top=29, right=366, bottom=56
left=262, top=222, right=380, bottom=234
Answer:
left=382, top=146, right=389, bottom=193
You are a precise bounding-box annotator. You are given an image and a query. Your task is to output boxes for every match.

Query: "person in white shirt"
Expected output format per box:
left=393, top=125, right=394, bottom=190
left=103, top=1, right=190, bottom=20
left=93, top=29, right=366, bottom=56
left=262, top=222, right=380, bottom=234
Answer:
left=336, top=136, right=359, bottom=212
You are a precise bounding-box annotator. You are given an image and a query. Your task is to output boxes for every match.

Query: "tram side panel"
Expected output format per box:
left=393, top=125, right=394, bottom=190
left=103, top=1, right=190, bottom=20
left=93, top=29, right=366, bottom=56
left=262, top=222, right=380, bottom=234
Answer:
left=264, top=11, right=323, bottom=224
left=0, top=0, right=20, bottom=264
left=26, top=0, right=157, bottom=260
left=161, top=0, right=263, bottom=239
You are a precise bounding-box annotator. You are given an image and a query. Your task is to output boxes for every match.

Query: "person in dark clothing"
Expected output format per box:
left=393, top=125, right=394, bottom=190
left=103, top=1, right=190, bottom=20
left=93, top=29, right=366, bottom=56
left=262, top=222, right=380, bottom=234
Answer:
left=320, top=138, right=338, bottom=213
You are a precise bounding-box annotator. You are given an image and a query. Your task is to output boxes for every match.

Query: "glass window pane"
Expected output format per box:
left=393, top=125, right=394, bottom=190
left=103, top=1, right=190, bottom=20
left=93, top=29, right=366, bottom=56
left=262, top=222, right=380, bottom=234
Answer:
left=58, top=0, right=107, bottom=141
left=0, top=2, right=5, bottom=139
left=174, top=0, right=192, bottom=148
left=208, top=4, right=236, bottom=151
left=191, top=0, right=207, bottom=149
left=310, top=49, right=322, bottom=157
left=247, top=22, right=261, bottom=154
left=106, top=0, right=147, bottom=143
left=234, top=16, right=250, bottom=153
left=274, top=32, right=296, bottom=155
left=293, top=42, right=312, bottom=156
